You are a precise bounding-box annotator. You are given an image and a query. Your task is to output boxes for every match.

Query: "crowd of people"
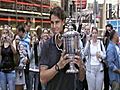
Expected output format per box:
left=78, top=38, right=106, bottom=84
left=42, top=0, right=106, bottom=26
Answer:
left=0, top=6, right=120, bottom=90
left=0, top=22, right=52, bottom=90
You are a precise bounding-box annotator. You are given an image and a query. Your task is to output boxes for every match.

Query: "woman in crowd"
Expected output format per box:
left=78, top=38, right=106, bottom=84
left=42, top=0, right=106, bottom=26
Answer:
left=40, top=28, right=51, bottom=44
left=0, top=25, right=16, bottom=90
left=84, top=27, right=106, bottom=90
left=29, top=31, right=39, bottom=90
left=13, top=34, right=25, bottom=90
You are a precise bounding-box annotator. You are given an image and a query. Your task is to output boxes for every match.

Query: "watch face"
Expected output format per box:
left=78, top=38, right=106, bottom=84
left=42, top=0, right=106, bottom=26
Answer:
left=55, top=64, right=59, bottom=71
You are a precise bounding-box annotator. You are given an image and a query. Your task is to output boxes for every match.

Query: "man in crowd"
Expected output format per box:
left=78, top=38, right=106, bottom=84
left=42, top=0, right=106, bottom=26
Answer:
left=103, top=24, right=113, bottom=90
left=107, top=30, right=120, bottom=90
left=24, top=21, right=31, bottom=90
left=17, top=25, right=30, bottom=90
left=39, top=6, right=85, bottom=90
left=103, top=24, right=113, bottom=49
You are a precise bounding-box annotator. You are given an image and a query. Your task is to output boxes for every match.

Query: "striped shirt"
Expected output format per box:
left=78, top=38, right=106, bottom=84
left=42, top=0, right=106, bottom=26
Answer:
left=18, top=33, right=30, bottom=67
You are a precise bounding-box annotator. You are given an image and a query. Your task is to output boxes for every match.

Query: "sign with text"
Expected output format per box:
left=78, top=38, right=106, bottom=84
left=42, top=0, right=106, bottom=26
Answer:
left=0, top=1, right=41, bottom=12
left=107, top=20, right=120, bottom=36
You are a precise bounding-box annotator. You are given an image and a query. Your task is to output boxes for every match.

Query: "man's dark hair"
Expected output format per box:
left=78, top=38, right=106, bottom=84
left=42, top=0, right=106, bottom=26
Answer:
left=17, top=25, right=25, bottom=33
left=104, top=24, right=113, bottom=37
left=50, top=6, right=67, bottom=21
left=109, top=30, right=116, bottom=40
left=36, top=27, right=42, bottom=40
left=91, top=27, right=98, bottom=32
left=106, top=24, right=113, bottom=30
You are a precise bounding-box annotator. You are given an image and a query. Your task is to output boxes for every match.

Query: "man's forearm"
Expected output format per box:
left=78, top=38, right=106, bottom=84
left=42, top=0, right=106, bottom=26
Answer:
left=78, top=66, right=85, bottom=81
left=40, top=65, right=58, bottom=84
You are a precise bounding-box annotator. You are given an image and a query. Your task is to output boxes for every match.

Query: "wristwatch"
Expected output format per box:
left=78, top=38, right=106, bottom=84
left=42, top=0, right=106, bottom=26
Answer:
left=55, top=64, right=60, bottom=71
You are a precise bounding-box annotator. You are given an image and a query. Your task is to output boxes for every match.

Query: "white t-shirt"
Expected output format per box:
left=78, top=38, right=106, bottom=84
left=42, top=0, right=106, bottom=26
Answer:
left=90, top=40, right=102, bottom=65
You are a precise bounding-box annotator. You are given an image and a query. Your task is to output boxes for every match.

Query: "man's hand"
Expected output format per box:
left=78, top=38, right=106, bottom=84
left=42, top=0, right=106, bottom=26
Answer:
left=23, top=57, right=29, bottom=64
left=114, top=69, right=120, bottom=74
left=57, top=51, right=70, bottom=70
left=72, top=55, right=84, bottom=68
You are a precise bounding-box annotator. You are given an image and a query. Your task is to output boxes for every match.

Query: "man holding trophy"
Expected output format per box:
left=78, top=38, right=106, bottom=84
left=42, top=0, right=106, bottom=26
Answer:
left=39, top=6, right=85, bottom=90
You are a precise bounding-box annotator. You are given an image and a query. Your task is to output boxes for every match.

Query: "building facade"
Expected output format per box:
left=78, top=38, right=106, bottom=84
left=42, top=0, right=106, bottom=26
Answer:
left=0, top=0, right=50, bottom=28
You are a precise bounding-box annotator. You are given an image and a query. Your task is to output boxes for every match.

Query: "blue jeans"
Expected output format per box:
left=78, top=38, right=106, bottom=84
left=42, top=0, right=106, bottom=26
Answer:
left=0, top=70, right=15, bottom=90
left=29, top=71, right=39, bottom=90
left=24, top=69, right=30, bottom=90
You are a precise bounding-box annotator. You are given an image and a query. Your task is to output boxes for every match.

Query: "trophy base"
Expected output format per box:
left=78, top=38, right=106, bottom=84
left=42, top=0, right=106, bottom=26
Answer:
left=66, top=68, right=79, bottom=73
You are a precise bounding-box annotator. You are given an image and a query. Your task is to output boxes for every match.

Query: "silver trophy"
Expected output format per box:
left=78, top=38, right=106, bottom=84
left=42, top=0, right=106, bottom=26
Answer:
left=62, top=17, right=80, bottom=73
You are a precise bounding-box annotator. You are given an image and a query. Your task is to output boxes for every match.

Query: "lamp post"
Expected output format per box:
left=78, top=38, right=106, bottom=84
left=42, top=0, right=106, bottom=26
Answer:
left=41, top=0, right=43, bottom=28
left=103, top=0, right=106, bottom=29
left=93, top=0, right=97, bottom=27
left=15, top=0, right=18, bottom=25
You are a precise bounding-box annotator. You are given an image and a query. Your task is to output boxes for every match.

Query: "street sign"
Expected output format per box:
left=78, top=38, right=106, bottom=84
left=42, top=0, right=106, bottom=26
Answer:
left=107, top=20, right=120, bottom=36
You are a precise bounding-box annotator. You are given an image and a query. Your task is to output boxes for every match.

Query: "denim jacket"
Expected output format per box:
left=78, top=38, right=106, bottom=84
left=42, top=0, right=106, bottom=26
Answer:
left=107, top=41, right=120, bottom=84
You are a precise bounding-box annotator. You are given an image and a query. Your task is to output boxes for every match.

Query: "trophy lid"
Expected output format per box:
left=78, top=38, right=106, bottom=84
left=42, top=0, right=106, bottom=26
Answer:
left=62, top=17, right=79, bottom=38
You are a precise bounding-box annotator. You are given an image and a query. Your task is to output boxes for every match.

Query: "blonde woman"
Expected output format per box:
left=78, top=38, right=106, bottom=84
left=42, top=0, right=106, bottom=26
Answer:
left=0, top=25, right=16, bottom=90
